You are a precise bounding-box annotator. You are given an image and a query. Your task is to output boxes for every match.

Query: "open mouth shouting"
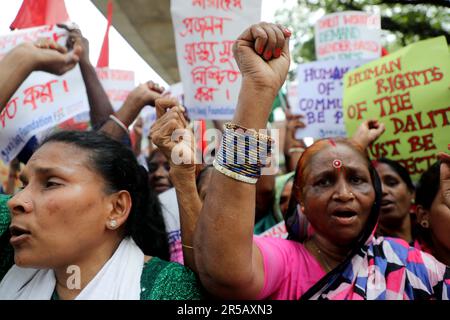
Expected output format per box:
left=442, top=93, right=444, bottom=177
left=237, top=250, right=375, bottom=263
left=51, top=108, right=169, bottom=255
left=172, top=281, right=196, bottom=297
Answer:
left=9, top=225, right=32, bottom=246
left=331, top=209, right=358, bottom=225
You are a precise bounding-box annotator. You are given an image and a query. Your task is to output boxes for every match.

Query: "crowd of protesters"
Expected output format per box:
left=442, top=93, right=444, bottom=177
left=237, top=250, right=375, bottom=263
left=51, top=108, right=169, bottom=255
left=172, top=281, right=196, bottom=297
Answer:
left=0, top=21, right=448, bottom=300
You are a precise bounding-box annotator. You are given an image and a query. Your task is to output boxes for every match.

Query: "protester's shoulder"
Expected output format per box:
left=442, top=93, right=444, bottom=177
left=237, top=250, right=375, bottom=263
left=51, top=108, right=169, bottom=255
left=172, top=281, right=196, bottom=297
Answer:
left=254, top=235, right=304, bottom=252
left=140, top=257, right=203, bottom=300
left=0, top=194, right=11, bottom=236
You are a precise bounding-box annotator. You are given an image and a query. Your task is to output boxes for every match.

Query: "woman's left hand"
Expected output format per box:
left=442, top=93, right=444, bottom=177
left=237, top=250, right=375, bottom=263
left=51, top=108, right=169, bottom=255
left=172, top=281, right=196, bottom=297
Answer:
left=150, top=97, right=195, bottom=168
left=352, top=119, right=385, bottom=149
left=30, top=39, right=81, bottom=75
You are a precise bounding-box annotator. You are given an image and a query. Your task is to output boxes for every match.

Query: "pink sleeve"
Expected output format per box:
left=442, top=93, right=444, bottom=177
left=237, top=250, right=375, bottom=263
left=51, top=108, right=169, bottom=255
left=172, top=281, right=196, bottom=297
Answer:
left=253, top=236, right=294, bottom=299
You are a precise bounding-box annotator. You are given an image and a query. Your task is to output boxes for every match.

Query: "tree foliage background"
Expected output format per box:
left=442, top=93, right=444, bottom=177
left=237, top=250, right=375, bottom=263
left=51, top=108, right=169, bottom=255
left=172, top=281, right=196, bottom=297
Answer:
left=275, top=0, right=450, bottom=76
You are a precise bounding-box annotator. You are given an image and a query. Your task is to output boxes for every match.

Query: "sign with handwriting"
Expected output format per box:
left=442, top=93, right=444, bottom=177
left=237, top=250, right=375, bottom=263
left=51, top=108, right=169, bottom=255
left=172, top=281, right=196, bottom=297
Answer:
left=171, top=0, right=261, bottom=119
left=315, top=11, right=381, bottom=61
left=343, top=36, right=450, bottom=181
left=0, top=25, right=88, bottom=163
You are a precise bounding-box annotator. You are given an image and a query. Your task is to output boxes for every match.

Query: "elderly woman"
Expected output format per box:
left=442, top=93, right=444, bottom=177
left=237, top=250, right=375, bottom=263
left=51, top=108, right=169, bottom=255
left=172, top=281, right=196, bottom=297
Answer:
left=192, top=22, right=450, bottom=300
left=0, top=130, right=202, bottom=299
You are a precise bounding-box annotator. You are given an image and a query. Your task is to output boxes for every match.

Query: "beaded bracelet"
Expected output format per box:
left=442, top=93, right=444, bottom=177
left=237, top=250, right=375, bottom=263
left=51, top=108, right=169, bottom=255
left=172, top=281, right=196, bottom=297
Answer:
left=213, top=123, right=273, bottom=184
left=224, top=123, right=273, bottom=145
left=221, top=124, right=271, bottom=167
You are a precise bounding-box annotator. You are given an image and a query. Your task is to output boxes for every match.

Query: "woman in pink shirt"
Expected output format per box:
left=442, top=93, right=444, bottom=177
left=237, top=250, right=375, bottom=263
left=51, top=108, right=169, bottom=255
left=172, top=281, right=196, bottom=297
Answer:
left=193, top=22, right=450, bottom=300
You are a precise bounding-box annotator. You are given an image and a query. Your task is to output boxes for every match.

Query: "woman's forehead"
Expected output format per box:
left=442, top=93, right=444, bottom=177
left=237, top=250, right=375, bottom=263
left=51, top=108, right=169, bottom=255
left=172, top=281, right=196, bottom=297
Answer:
left=27, top=142, right=91, bottom=171
left=375, top=162, right=398, bottom=176
left=312, top=144, right=366, bottom=163
left=302, top=144, right=369, bottom=176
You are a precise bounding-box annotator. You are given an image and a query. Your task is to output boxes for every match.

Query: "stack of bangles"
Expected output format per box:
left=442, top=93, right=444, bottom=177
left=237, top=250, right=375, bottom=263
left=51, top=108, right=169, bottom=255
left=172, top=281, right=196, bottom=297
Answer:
left=213, top=122, right=273, bottom=184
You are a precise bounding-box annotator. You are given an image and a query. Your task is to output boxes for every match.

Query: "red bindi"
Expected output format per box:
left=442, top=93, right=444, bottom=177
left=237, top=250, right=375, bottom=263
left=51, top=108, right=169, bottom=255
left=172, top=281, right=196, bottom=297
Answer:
left=332, top=159, right=343, bottom=169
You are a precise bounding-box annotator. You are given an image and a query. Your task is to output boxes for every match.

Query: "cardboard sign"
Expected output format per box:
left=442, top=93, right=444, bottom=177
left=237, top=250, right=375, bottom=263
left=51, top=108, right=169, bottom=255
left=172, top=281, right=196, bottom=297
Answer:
left=0, top=26, right=89, bottom=163
left=315, top=11, right=381, bottom=61
left=343, top=36, right=450, bottom=181
left=171, top=0, right=261, bottom=119
left=294, top=59, right=370, bottom=139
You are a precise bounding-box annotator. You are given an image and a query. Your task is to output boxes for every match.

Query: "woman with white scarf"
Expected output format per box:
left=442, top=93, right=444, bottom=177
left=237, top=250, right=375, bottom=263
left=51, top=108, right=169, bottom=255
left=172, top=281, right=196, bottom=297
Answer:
left=0, top=130, right=202, bottom=300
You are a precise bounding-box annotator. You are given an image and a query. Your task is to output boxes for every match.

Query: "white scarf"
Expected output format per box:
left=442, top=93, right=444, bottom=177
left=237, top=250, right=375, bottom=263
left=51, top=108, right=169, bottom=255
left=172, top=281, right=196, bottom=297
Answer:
left=0, top=237, right=144, bottom=300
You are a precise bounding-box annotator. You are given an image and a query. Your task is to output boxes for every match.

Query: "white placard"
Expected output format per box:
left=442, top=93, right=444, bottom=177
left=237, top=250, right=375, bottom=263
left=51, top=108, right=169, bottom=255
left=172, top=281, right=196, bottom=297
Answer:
left=294, top=59, right=370, bottom=139
left=0, top=67, right=89, bottom=163
left=96, top=68, right=135, bottom=111
left=0, top=26, right=89, bottom=163
left=68, top=68, right=136, bottom=125
left=0, top=25, right=67, bottom=59
left=315, top=11, right=381, bottom=61
left=171, top=0, right=261, bottom=119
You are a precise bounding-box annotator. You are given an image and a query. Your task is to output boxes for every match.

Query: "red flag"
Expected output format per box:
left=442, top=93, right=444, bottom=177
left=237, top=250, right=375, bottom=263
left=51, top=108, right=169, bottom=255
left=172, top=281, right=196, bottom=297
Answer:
left=381, top=47, right=389, bottom=56
left=96, top=0, right=113, bottom=68
left=10, top=0, right=69, bottom=30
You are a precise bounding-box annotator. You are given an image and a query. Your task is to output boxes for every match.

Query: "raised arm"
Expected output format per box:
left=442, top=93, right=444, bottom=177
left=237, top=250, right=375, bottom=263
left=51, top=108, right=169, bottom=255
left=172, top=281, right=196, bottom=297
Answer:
left=100, top=81, right=163, bottom=141
left=131, top=117, right=144, bottom=157
left=59, top=24, right=114, bottom=128
left=193, top=22, right=291, bottom=299
left=351, top=119, right=385, bottom=150
left=0, top=40, right=80, bottom=112
left=150, top=97, right=200, bottom=272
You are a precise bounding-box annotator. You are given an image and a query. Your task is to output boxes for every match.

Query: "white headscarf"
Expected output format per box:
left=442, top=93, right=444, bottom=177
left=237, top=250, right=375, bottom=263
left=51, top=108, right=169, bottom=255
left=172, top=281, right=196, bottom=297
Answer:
left=0, top=237, right=144, bottom=300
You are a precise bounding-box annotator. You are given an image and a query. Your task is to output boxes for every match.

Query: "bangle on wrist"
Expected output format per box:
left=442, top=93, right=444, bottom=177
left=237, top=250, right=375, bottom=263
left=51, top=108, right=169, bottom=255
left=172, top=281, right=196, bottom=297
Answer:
left=182, top=243, right=194, bottom=250
left=213, top=122, right=274, bottom=184
left=288, top=147, right=305, bottom=154
left=109, top=114, right=129, bottom=135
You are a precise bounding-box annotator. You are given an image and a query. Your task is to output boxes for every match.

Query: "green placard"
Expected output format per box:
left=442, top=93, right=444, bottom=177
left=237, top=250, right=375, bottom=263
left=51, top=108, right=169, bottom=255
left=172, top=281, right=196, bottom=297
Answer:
left=343, top=36, right=450, bottom=181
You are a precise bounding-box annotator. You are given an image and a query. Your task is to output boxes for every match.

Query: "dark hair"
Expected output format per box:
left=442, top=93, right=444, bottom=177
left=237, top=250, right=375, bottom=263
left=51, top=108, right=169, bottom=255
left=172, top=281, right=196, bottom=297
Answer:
left=376, top=158, right=415, bottom=192
left=40, top=130, right=170, bottom=260
left=415, top=161, right=440, bottom=210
